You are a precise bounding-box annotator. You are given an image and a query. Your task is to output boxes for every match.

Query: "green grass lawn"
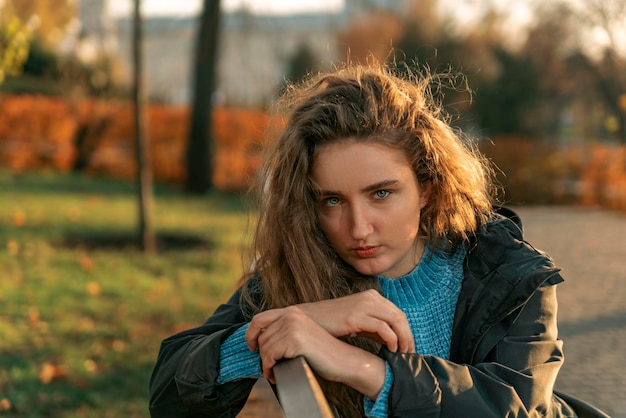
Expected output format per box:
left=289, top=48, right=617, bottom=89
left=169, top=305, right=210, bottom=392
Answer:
left=0, top=170, right=252, bottom=417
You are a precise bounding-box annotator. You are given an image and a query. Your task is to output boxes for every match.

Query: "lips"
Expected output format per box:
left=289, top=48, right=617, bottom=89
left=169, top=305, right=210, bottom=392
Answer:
left=353, top=245, right=380, bottom=258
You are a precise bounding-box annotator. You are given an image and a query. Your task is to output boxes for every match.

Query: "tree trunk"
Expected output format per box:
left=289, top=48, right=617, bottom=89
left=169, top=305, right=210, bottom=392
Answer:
left=185, top=0, right=221, bottom=193
left=72, top=110, right=111, bottom=172
left=133, top=0, right=156, bottom=253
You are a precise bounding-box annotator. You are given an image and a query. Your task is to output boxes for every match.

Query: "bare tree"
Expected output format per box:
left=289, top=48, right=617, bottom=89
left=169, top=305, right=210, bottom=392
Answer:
left=132, top=0, right=156, bottom=252
left=539, top=0, right=626, bottom=142
left=185, top=0, right=221, bottom=193
left=579, top=0, right=626, bottom=142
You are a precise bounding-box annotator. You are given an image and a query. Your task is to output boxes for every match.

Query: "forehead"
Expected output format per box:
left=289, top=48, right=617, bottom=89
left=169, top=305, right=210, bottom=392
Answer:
left=311, top=140, right=413, bottom=188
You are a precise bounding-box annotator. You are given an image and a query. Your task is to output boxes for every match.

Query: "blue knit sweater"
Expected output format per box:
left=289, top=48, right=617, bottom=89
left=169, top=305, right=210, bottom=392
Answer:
left=217, top=244, right=466, bottom=417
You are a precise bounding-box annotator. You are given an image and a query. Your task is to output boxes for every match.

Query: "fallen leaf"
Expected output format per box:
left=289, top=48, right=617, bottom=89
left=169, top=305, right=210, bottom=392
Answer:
left=39, top=362, right=68, bottom=384
left=77, top=316, right=95, bottom=331
left=112, top=339, right=126, bottom=352
left=6, top=239, right=19, bottom=256
left=84, top=359, right=97, bottom=374
left=80, top=255, right=94, bottom=272
left=0, top=398, right=11, bottom=411
left=86, top=281, right=101, bottom=297
left=28, top=306, right=40, bottom=326
left=65, top=208, right=81, bottom=222
left=12, top=210, right=26, bottom=227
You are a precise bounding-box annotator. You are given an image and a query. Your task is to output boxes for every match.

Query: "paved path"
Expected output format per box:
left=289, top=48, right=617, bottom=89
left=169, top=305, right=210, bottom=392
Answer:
left=239, top=206, right=626, bottom=417
left=516, top=206, right=626, bottom=418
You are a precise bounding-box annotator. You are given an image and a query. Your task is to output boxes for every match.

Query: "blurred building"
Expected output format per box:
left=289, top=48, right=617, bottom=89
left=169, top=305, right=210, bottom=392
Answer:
left=74, top=0, right=409, bottom=106
left=217, top=10, right=342, bottom=107
left=115, top=16, right=197, bottom=103
left=75, top=0, right=118, bottom=57
left=62, top=0, right=120, bottom=81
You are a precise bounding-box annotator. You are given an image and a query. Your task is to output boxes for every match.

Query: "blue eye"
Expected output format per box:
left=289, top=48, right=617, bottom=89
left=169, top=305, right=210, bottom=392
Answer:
left=374, top=190, right=390, bottom=199
left=324, top=197, right=341, bottom=206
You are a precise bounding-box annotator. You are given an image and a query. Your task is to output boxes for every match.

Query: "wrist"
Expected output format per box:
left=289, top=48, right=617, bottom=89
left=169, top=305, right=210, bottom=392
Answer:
left=337, top=345, right=386, bottom=400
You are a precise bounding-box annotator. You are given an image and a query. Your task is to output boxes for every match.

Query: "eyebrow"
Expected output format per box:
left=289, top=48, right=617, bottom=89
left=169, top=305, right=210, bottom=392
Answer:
left=315, top=179, right=400, bottom=197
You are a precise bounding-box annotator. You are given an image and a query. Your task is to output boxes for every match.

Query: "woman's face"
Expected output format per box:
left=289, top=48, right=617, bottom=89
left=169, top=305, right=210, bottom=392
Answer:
left=311, top=139, right=430, bottom=278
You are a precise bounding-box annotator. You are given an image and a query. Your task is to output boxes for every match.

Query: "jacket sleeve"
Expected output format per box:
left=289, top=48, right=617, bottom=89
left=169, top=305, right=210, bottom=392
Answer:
left=148, top=284, right=259, bottom=418
left=381, top=282, right=576, bottom=418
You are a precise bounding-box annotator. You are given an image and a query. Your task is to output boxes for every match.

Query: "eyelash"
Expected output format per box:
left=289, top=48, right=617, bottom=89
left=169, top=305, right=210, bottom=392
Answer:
left=321, top=190, right=391, bottom=206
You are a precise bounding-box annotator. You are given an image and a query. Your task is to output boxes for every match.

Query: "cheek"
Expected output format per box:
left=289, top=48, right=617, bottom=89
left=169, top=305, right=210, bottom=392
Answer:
left=318, top=213, right=343, bottom=242
left=390, top=206, right=421, bottom=237
left=393, top=220, right=420, bottom=241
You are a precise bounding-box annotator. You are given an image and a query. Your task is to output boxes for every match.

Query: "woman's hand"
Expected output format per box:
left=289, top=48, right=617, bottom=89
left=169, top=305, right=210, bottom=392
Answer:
left=245, top=306, right=386, bottom=399
left=297, top=289, right=415, bottom=353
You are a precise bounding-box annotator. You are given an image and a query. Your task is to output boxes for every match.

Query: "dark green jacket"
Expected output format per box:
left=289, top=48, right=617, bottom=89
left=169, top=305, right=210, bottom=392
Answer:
left=148, top=209, right=577, bottom=417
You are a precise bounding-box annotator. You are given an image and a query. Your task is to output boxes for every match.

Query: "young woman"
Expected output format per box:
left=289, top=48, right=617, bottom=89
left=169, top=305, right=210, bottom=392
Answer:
left=149, top=65, right=576, bottom=417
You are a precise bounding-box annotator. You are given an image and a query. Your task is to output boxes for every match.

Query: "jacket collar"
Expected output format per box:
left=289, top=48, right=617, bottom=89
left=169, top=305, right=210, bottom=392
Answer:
left=450, top=211, right=563, bottom=363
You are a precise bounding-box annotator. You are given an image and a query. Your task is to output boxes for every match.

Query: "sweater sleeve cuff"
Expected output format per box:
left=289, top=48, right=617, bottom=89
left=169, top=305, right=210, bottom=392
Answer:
left=217, top=323, right=263, bottom=384
left=364, top=362, right=394, bottom=418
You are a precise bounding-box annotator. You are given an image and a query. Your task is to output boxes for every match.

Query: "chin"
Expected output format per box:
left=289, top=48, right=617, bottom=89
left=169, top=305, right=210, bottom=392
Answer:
left=353, top=262, right=388, bottom=276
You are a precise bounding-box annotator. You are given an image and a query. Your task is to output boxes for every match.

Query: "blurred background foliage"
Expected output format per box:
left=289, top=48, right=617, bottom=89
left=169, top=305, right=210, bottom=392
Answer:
left=0, top=15, right=31, bottom=84
left=0, top=0, right=118, bottom=97
left=1, top=0, right=626, bottom=416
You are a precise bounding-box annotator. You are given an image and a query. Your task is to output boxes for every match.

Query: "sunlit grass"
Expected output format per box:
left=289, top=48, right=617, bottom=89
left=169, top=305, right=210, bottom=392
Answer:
left=0, top=170, right=252, bottom=417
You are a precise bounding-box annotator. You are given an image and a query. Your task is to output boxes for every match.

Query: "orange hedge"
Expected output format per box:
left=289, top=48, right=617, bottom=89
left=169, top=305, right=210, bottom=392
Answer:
left=0, top=95, right=77, bottom=171
left=481, top=135, right=626, bottom=211
left=0, top=95, right=272, bottom=191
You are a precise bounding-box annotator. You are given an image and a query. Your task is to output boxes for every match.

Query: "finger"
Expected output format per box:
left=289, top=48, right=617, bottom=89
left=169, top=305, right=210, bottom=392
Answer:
left=351, top=318, right=399, bottom=352
left=266, top=369, right=276, bottom=385
left=389, top=323, right=415, bottom=353
left=261, top=351, right=277, bottom=382
left=354, top=315, right=415, bottom=353
left=370, top=303, right=414, bottom=353
left=357, top=293, right=412, bottom=336
left=245, top=323, right=262, bottom=351
left=256, top=318, right=284, bottom=349
left=257, top=326, right=292, bottom=383
left=387, top=312, right=414, bottom=353
left=371, top=321, right=399, bottom=352
left=246, top=310, right=282, bottom=351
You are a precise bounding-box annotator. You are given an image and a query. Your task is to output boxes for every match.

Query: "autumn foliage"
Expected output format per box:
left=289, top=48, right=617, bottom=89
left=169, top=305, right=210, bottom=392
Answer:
left=480, top=135, right=626, bottom=212
left=1, top=94, right=626, bottom=211
left=0, top=94, right=271, bottom=191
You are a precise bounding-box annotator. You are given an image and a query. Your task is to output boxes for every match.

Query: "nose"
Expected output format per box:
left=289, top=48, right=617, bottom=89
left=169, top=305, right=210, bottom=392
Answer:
left=349, top=202, right=373, bottom=240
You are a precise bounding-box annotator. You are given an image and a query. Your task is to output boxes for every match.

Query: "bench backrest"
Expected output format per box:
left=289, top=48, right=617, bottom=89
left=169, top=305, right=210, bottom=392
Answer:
left=273, top=356, right=336, bottom=418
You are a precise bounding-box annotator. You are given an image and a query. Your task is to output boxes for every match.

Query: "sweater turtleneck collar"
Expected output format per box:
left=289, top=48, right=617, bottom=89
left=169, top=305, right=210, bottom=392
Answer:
left=377, top=243, right=467, bottom=308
